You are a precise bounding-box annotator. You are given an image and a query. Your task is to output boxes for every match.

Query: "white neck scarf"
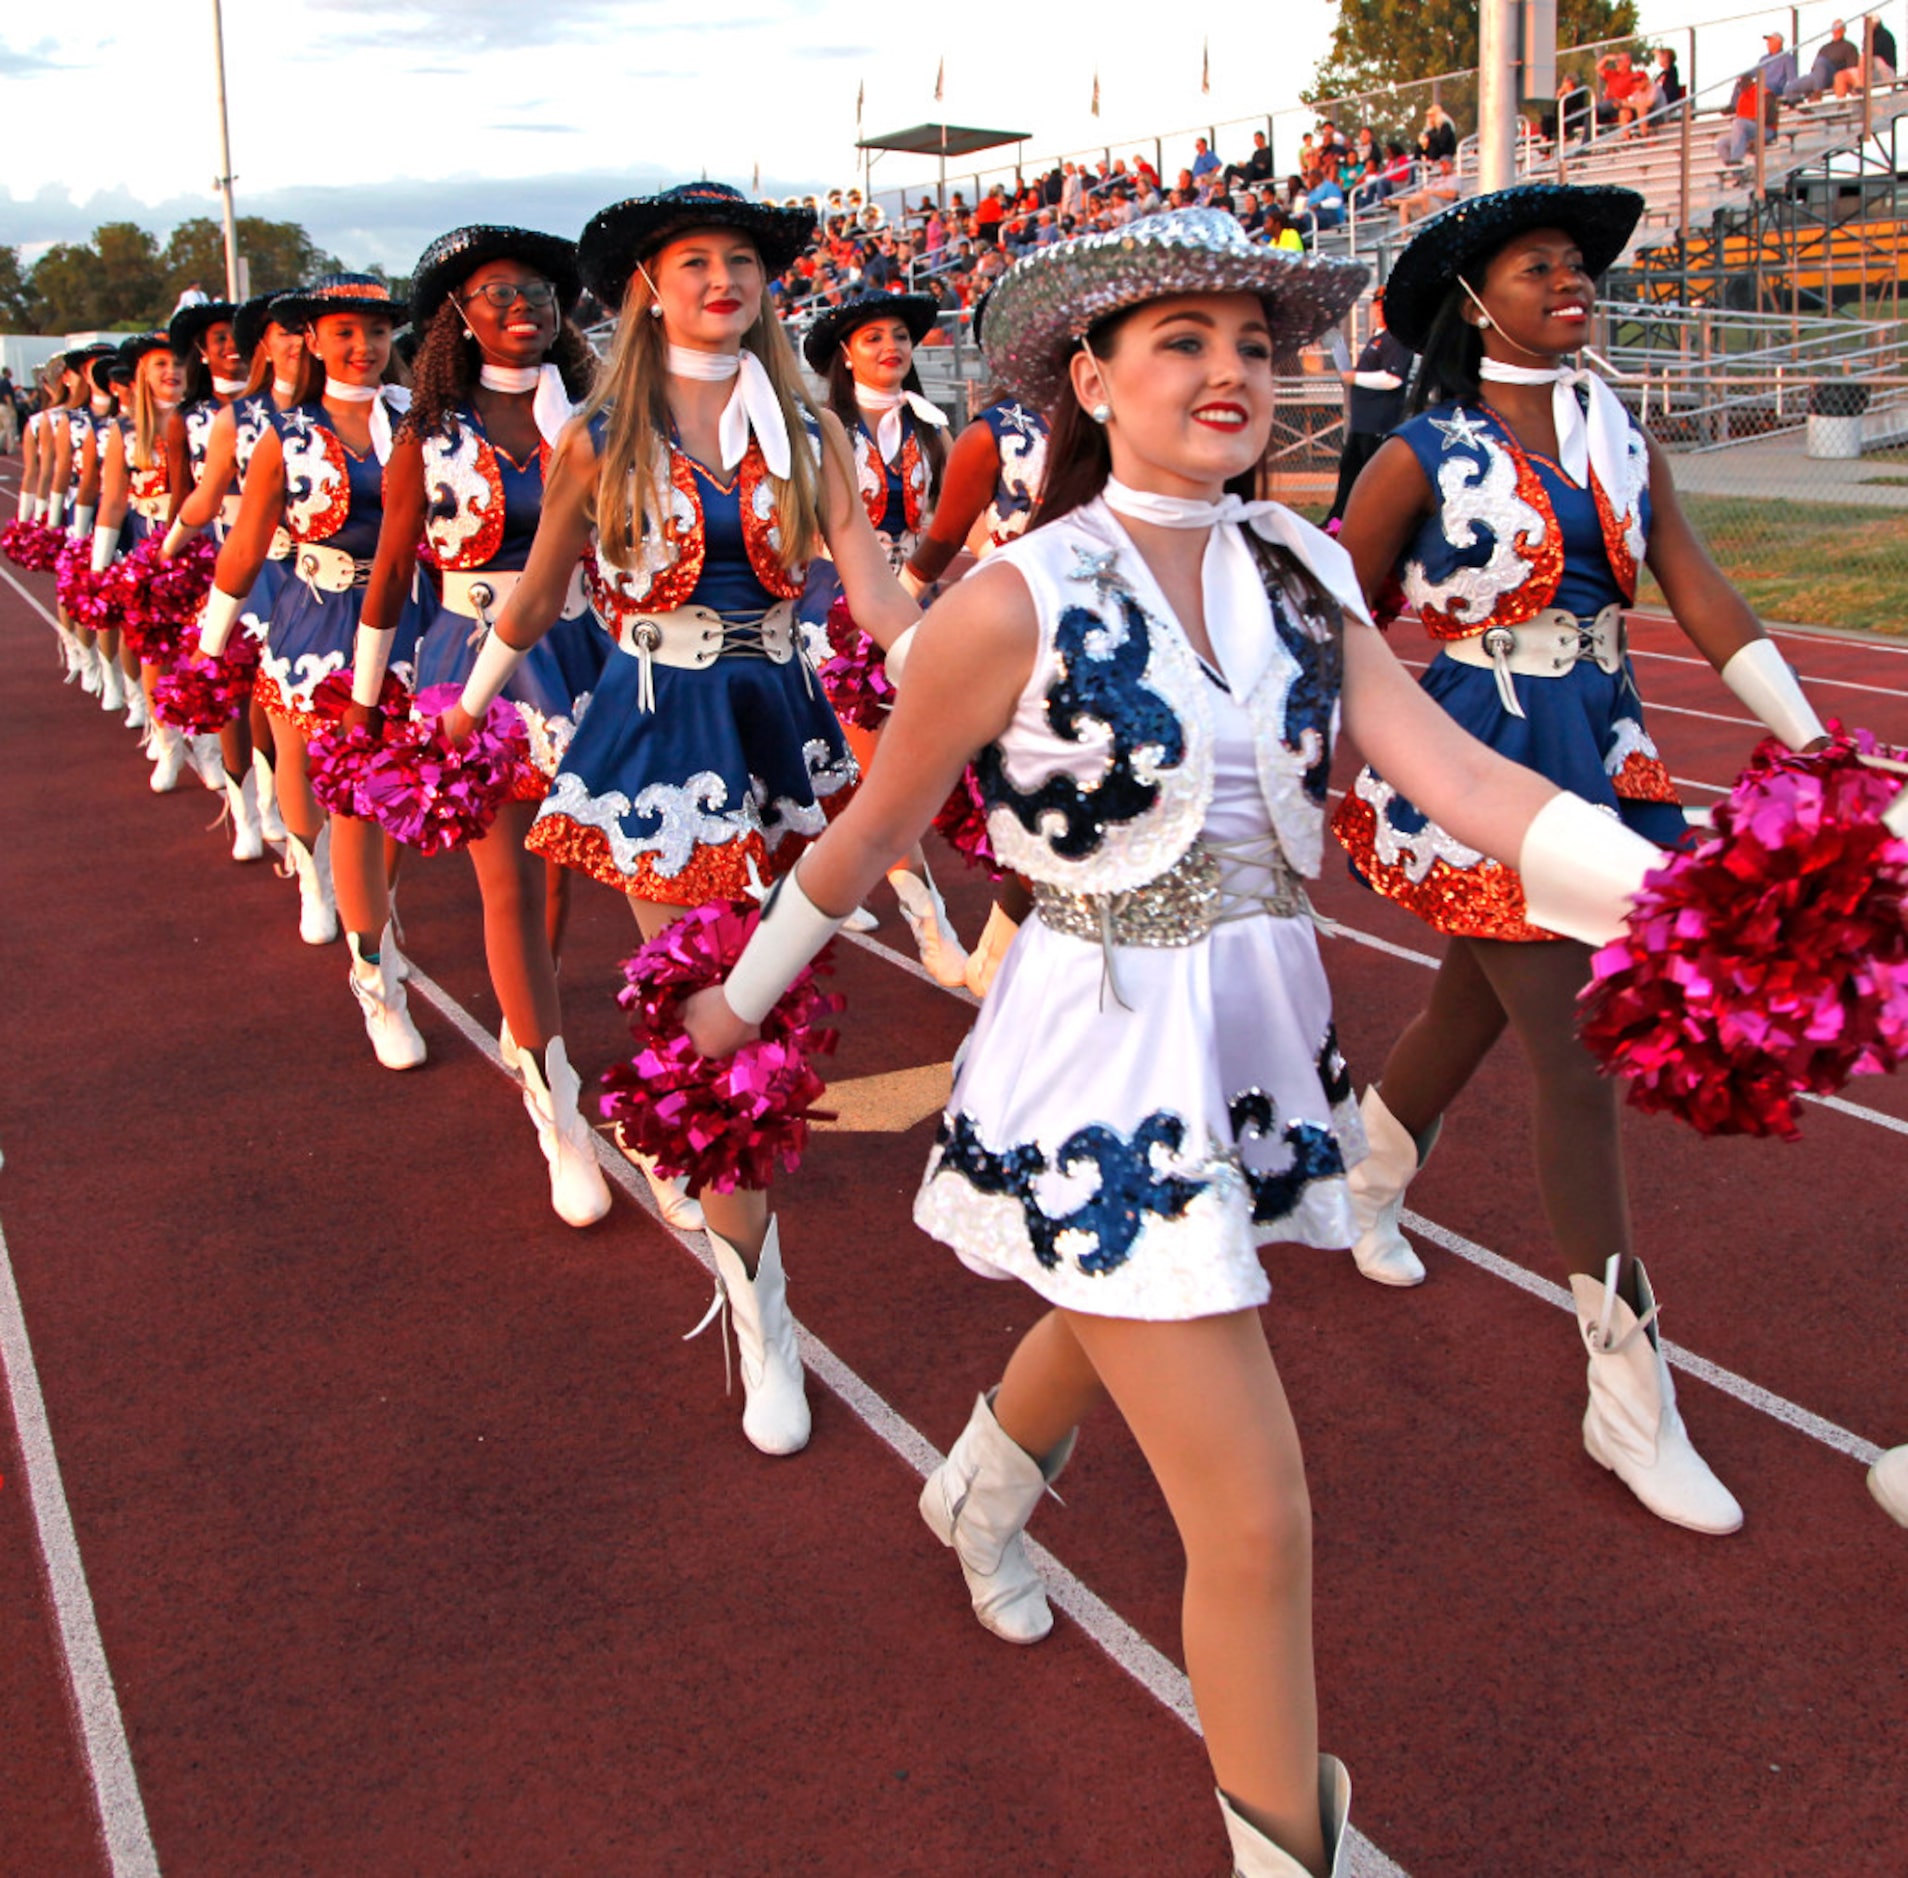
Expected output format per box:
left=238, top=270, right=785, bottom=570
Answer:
left=1478, top=358, right=1630, bottom=500
left=212, top=375, right=248, bottom=396
left=272, top=376, right=298, bottom=398
left=1102, top=477, right=1370, bottom=698
left=480, top=361, right=576, bottom=449
left=324, top=377, right=409, bottom=464
left=854, top=383, right=948, bottom=465
left=665, top=344, right=790, bottom=478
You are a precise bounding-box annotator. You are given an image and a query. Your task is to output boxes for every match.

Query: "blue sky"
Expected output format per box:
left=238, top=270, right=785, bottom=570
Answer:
left=0, top=1, right=1863, bottom=273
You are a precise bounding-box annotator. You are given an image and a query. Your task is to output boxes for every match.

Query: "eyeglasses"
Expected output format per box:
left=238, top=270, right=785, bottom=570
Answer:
left=460, top=280, right=557, bottom=311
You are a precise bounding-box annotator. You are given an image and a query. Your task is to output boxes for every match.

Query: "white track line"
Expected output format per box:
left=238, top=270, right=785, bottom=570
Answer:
left=402, top=965, right=1406, bottom=1878
left=1399, top=1211, right=1884, bottom=1464
left=0, top=1216, right=162, bottom=1877
left=1631, top=646, right=1908, bottom=703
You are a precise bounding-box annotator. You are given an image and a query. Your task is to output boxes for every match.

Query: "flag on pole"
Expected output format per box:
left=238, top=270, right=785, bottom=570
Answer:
left=753, top=160, right=761, bottom=194
left=1091, top=70, right=1100, bottom=117
left=934, top=56, right=944, bottom=102
left=856, top=79, right=864, bottom=128
left=1202, top=39, right=1210, bottom=94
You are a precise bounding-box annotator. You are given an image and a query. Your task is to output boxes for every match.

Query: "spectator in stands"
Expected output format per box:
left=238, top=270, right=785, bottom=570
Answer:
left=1785, top=19, right=1861, bottom=100
left=1224, top=129, right=1275, bottom=189
left=1643, top=47, right=1684, bottom=121
left=1717, top=34, right=1794, bottom=172
left=1595, top=50, right=1650, bottom=134
left=974, top=184, right=1006, bottom=244
left=1418, top=103, right=1458, bottom=162
left=1190, top=136, right=1219, bottom=182
left=1304, top=161, right=1347, bottom=232
left=1862, top=19, right=1900, bottom=87
left=1060, top=162, right=1084, bottom=219
left=1553, top=69, right=1594, bottom=145
left=1263, top=202, right=1305, bottom=252
left=1133, top=151, right=1161, bottom=194
left=1393, top=155, right=1459, bottom=226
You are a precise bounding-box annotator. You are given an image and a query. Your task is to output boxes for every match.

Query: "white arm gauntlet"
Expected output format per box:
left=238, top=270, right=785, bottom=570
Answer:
left=90, top=524, right=117, bottom=573
left=1518, top=793, right=1661, bottom=947
left=722, top=870, right=845, bottom=1025
left=14, top=489, right=28, bottom=523
left=882, top=623, right=918, bottom=688
left=1720, top=639, right=1827, bottom=752
left=46, top=492, right=66, bottom=529
left=161, top=519, right=194, bottom=559
left=197, top=588, right=246, bottom=658
left=350, top=625, right=397, bottom=706
left=72, top=504, right=96, bottom=541
left=456, top=631, right=526, bottom=718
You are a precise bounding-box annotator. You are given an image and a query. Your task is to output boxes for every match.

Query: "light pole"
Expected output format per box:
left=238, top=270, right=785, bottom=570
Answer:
left=210, top=0, right=240, bottom=300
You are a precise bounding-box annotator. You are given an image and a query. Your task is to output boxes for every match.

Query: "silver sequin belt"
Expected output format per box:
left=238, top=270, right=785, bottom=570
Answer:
left=1032, top=837, right=1309, bottom=951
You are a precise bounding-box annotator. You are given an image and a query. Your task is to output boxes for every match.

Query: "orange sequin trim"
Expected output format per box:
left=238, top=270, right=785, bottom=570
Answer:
left=1592, top=473, right=1641, bottom=603
left=129, top=463, right=169, bottom=504
left=1331, top=794, right=1557, bottom=943
left=524, top=812, right=772, bottom=905
left=507, top=764, right=549, bottom=805
left=422, top=426, right=505, bottom=571
left=737, top=442, right=808, bottom=601
left=253, top=671, right=336, bottom=741
left=284, top=423, right=351, bottom=544
left=1419, top=431, right=1562, bottom=642
left=587, top=449, right=705, bottom=637
left=1610, top=749, right=1680, bottom=804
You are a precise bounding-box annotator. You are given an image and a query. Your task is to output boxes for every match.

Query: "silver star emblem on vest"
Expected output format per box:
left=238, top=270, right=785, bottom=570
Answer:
left=1068, top=546, right=1128, bottom=604
left=1429, top=409, right=1491, bottom=452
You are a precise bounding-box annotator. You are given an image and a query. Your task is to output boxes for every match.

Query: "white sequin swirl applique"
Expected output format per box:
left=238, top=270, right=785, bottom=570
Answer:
left=260, top=647, right=349, bottom=713
left=1603, top=715, right=1661, bottom=778
left=421, top=421, right=501, bottom=569
left=1402, top=434, right=1546, bottom=626
left=1351, top=769, right=1485, bottom=881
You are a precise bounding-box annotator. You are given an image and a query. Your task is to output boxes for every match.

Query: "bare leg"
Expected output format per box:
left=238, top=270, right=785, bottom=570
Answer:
left=466, top=800, right=561, bottom=1051
left=1466, top=936, right=1632, bottom=1282
left=544, top=856, right=571, bottom=961
left=1364, top=935, right=1511, bottom=1139
left=218, top=705, right=253, bottom=778
left=268, top=717, right=322, bottom=845
left=1066, top=1308, right=1326, bottom=1877
left=249, top=697, right=277, bottom=767
left=330, top=813, right=393, bottom=949
left=992, top=1308, right=1108, bottom=1458
left=631, top=892, right=771, bottom=1265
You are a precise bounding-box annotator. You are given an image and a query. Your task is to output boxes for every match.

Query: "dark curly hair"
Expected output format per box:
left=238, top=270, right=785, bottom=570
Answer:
left=823, top=351, right=946, bottom=505
left=402, top=296, right=599, bottom=443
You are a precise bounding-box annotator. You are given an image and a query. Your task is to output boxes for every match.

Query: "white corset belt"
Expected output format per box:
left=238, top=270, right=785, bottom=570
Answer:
left=1439, top=603, right=1629, bottom=718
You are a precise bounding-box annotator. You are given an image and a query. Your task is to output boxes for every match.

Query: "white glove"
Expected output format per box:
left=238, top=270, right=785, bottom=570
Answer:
left=1720, top=639, right=1827, bottom=752
left=198, top=588, right=246, bottom=659
left=1518, top=792, right=1661, bottom=947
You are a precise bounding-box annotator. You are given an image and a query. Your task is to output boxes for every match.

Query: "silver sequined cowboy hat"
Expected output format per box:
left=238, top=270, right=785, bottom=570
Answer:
left=274, top=272, right=408, bottom=328
left=801, top=291, right=940, bottom=374
left=981, top=209, right=1370, bottom=410
left=409, top=224, right=581, bottom=326
left=578, top=182, right=816, bottom=310
left=1381, top=183, right=1643, bottom=353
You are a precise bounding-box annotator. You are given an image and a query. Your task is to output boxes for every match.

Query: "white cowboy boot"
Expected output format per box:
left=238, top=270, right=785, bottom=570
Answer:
left=281, top=829, right=339, bottom=945
left=497, top=1017, right=527, bottom=1076
left=347, top=925, right=426, bottom=1070
left=124, top=683, right=149, bottom=732
left=614, top=1129, right=705, bottom=1230
left=919, top=1389, right=1075, bottom=1644
left=1868, top=1445, right=1908, bottom=1527
left=98, top=656, right=127, bottom=713
left=189, top=733, right=226, bottom=792
left=147, top=722, right=187, bottom=793
left=962, top=901, right=1021, bottom=998
left=222, top=769, right=264, bottom=861
left=1217, top=1758, right=1352, bottom=1878
left=1572, top=1256, right=1743, bottom=1535
left=703, top=1219, right=809, bottom=1455
left=77, top=641, right=103, bottom=694
left=252, top=750, right=288, bottom=844
left=56, top=625, right=83, bottom=683
left=843, top=904, right=880, bottom=933
left=1344, top=1087, right=1432, bottom=1287
left=890, top=864, right=969, bottom=988
left=518, top=1037, right=612, bottom=1227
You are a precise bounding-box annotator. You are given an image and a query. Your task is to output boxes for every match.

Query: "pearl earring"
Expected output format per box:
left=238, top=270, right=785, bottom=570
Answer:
left=1089, top=401, right=1112, bottom=424
left=647, top=302, right=664, bottom=319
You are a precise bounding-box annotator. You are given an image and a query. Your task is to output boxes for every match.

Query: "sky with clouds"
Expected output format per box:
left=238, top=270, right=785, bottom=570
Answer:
left=0, top=0, right=1859, bottom=274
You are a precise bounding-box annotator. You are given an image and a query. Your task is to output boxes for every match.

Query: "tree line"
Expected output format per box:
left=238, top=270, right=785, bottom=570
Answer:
left=0, top=216, right=403, bottom=336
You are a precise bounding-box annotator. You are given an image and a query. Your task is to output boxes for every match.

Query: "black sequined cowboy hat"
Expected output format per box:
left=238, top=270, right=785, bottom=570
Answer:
left=168, top=299, right=239, bottom=355
left=115, top=332, right=174, bottom=373
left=274, top=272, right=407, bottom=328
left=60, top=341, right=117, bottom=375
left=982, top=208, right=1369, bottom=410
left=1380, top=183, right=1644, bottom=353
left=801, top=292, right=939, bottom=374
left=87, top=353, right=121, bottom=396
left=578, top=182, right=816, bottom=309
left=409, top=224, right=582, bottom=326
left=233, top=290, right=300, bottom=360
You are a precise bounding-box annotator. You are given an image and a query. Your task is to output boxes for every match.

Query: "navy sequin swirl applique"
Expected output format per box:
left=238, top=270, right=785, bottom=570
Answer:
left=936, top=1110, right=1209, bottom=1274
left=1228, top=1089, right=1346, bottom=1226
left=1316, top=1025, right=1352, bottom=1107
left=1270, top=585, right=1343, bottom=807
left=976, top=592, right=1186, bottom=861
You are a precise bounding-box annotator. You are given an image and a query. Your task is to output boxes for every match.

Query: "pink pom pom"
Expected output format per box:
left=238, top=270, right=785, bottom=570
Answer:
left=154, top=632, right=260, bottom=733
left=306, top=683, right=530, bottom=855
left=116, top=534, right=215, bottom=665
left=931, top=764, right=1001, bottom=876
left=600, top=901, right=842, bottom=1194
left=1579, top=725, right=1908, bottom=1139
left=815, top=593, right=895, bottom=732
left=54, top=538, right=118, bottom=627
left=4, top=519, right=66, bottom=572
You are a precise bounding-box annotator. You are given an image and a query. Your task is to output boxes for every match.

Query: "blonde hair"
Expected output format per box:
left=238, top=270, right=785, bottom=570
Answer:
left=586, top=249, right=825, bottom=577
left=130, top=354, right=173, bottom=471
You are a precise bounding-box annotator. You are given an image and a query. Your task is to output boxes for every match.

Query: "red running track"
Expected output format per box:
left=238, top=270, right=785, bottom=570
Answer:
left=1, top=534, right=1905, bottom=1877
